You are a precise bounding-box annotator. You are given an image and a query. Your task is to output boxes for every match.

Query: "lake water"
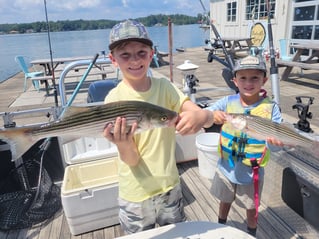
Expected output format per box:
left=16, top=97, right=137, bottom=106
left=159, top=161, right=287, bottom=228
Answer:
left=0, top=24, right=209, bottom=82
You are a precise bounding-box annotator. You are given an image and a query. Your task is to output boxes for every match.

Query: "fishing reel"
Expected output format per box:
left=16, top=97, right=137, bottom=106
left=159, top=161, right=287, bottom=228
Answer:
left=292, top=96, right=314, bottom=133
left=185, top=74, right=199, bottom=94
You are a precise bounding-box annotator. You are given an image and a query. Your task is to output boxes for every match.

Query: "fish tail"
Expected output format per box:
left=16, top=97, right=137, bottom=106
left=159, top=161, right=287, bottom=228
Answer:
left=0, top=129, right=37, bottom=161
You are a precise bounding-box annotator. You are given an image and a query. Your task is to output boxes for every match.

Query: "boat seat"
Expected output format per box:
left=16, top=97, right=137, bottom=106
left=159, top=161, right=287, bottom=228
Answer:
left=87, top=79, right=120, bottom=103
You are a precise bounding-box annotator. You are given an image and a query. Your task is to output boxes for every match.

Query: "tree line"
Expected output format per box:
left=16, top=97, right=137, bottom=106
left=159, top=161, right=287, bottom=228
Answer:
left=0, top=14, right=205, bottom=34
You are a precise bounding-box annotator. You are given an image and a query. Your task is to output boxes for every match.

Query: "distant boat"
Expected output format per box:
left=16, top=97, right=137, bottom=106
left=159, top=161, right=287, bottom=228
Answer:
left=199, top=23, right=210, bottom=30
left=176, top=47, right=185, bottom=52
left=153, top=23, right=163, bottom=27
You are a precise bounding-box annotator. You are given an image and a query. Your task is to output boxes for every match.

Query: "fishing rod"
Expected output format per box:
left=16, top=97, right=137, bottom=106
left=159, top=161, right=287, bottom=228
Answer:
left=266, top=0, right=280, bottom=105
left=209, top=23, right=238, bottom=92
left=44, top=0, right=58, bottom=107
left=198, top=0, right=210, bottom=26
left=37, top=0, right=56, bottom=159
left=210, top=23, right=235, bottom=70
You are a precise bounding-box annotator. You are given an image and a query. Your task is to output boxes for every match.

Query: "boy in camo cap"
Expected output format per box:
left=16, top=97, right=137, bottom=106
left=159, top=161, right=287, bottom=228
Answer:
left=103, top=19, right=214, bottom=234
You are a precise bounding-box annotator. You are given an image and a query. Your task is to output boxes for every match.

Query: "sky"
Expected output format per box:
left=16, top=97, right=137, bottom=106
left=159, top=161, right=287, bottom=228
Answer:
left=0, top=0, right=210, bottom=24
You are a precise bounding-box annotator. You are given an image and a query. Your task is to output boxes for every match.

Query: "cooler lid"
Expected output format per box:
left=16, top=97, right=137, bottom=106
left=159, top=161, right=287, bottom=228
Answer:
left=59, top=136, right=118, bottom=165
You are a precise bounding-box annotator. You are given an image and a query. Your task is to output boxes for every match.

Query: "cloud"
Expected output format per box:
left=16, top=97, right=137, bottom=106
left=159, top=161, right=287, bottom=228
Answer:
left=0, top=0, right=209, bottom=23
left=49, top=0, right=101, bottom=10
left=122, top=0, right=129, bottom=8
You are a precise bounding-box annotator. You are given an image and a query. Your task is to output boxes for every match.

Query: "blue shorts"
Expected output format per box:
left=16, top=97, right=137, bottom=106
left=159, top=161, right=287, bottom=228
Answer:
left=118, top=183, right=186, bottom=234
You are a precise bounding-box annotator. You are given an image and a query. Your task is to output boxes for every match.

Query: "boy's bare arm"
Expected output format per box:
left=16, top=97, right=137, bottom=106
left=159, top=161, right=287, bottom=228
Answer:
left=176, top=100, right=214, bottom=135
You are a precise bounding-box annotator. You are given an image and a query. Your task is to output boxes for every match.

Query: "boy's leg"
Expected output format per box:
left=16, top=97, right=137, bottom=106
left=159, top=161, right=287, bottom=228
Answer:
left=246, top=209, right=257, bottom=228
left=118, top=197, right=156, bottom=234
left=247, top=209, right=257, bottom=236
left=210, top=169, right=236, bottom=224
left=157, top=183, right=186, bottom=226
left=237, top=181, right=263, bottom=237
left=219, top=202, right=232, bottom=224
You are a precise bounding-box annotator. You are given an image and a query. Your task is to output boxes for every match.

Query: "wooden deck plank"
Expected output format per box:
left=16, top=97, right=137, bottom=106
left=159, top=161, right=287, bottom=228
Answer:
left=24, top=224, right=42, bottom=239
left=81, top=231, right=93, bottom=239
left=113, top=225, right=124, bottom=238
left=92, top=230, right=104, bottom=239
left=59, top=214, right=72, bottom=239
left=257, top=205, right=300, bottom=239
left=103, top=227, right=115, bottom=239
left=179, top=163, right=211, bottom=221
left=179, top=162, right=218, bottom=221
left=48, top=212, right=63, bottom=239
left=37, top=218, right=53, bottom=239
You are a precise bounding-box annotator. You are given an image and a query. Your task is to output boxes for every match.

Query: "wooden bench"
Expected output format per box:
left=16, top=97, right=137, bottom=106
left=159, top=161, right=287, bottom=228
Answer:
left=31, top=68, right=114, bottom=95
left=276, top=59, right=319, bottom=70
left=276, top=59, right=319, bottom=80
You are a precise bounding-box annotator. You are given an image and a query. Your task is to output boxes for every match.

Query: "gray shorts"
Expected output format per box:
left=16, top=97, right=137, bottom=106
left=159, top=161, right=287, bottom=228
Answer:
left=210, top=169, right=264, bottom=210
left=118, top=183, right=186, bottom=234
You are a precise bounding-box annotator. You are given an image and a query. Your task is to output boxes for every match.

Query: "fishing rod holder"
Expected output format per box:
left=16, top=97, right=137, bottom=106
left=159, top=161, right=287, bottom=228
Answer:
left=0, top=107, right=57, bottom=129
left=177, top=60, right=199, bottom=103
left=292, top=96, right=314, bottom=133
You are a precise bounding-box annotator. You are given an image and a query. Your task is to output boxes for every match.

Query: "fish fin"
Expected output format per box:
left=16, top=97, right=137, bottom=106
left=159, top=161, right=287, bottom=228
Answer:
left=58, top=135, right=82, bottom=144
left=60, top=106, right=92, bottom=120
left=244, top=128, right=267, bottom=141
left=281, top=121, right=300, bottom=132
left=0, top=128, right=37, bottom=161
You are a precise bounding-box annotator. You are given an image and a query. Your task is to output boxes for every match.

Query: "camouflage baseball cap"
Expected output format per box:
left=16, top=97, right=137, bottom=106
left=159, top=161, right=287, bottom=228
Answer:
left=109, top=19, right=153, bottom=51
left=233, top=55, right=267, bottom=75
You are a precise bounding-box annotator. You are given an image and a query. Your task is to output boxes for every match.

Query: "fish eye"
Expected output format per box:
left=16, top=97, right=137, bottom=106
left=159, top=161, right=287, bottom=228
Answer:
left=161, top=116, right=168, bottom=122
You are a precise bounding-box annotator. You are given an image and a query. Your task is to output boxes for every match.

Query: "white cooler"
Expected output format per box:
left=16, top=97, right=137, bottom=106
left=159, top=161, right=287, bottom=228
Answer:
left=60, top=137, right=119, bottom=235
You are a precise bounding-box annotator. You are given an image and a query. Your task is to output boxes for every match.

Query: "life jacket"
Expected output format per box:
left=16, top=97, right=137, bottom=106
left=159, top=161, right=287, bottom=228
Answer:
left=219, top=94, right=275, bottom=222
left=219, top=94, right=274, bottom=168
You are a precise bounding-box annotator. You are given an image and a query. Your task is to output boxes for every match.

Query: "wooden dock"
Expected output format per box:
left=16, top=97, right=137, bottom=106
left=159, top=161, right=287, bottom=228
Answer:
left=0, top=47, right=319, bottom=238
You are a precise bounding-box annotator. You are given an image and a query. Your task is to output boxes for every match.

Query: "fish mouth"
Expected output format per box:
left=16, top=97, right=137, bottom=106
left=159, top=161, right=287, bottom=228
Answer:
left=167, top=115, right=179, bottom=127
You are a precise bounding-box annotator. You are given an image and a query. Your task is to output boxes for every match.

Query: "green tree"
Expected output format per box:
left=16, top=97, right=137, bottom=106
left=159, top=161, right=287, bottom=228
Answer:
left=0, top=14, right=199, bottom=34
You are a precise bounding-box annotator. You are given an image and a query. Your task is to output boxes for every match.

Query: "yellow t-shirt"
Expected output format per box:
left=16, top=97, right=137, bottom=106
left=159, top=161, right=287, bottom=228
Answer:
left=104, top=77, right=188, bottom=202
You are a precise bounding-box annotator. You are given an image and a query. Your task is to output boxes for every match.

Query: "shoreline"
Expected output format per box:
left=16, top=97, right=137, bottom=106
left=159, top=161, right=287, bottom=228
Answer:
left=0, top=72, right=20, bottom=84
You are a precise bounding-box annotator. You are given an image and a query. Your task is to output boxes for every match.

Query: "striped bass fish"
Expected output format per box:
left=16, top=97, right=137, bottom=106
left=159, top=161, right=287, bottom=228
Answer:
left=225, top=113, right=319, bottom=157
left=0, top=101, right=178, bottom=160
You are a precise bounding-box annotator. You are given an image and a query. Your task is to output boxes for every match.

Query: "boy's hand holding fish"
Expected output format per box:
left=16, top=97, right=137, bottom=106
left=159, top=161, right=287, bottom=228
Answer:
left=211, top=110, right=227, bottom=125
left=103, top=117, right=140, bottom=166
left=265, top=136, right=284, bottom=147
left=176, top=108, right=214, bottom=135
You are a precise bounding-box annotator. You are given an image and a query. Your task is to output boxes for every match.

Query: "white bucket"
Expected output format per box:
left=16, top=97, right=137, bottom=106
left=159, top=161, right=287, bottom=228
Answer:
left=196, top=133, right=220, bottom=179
